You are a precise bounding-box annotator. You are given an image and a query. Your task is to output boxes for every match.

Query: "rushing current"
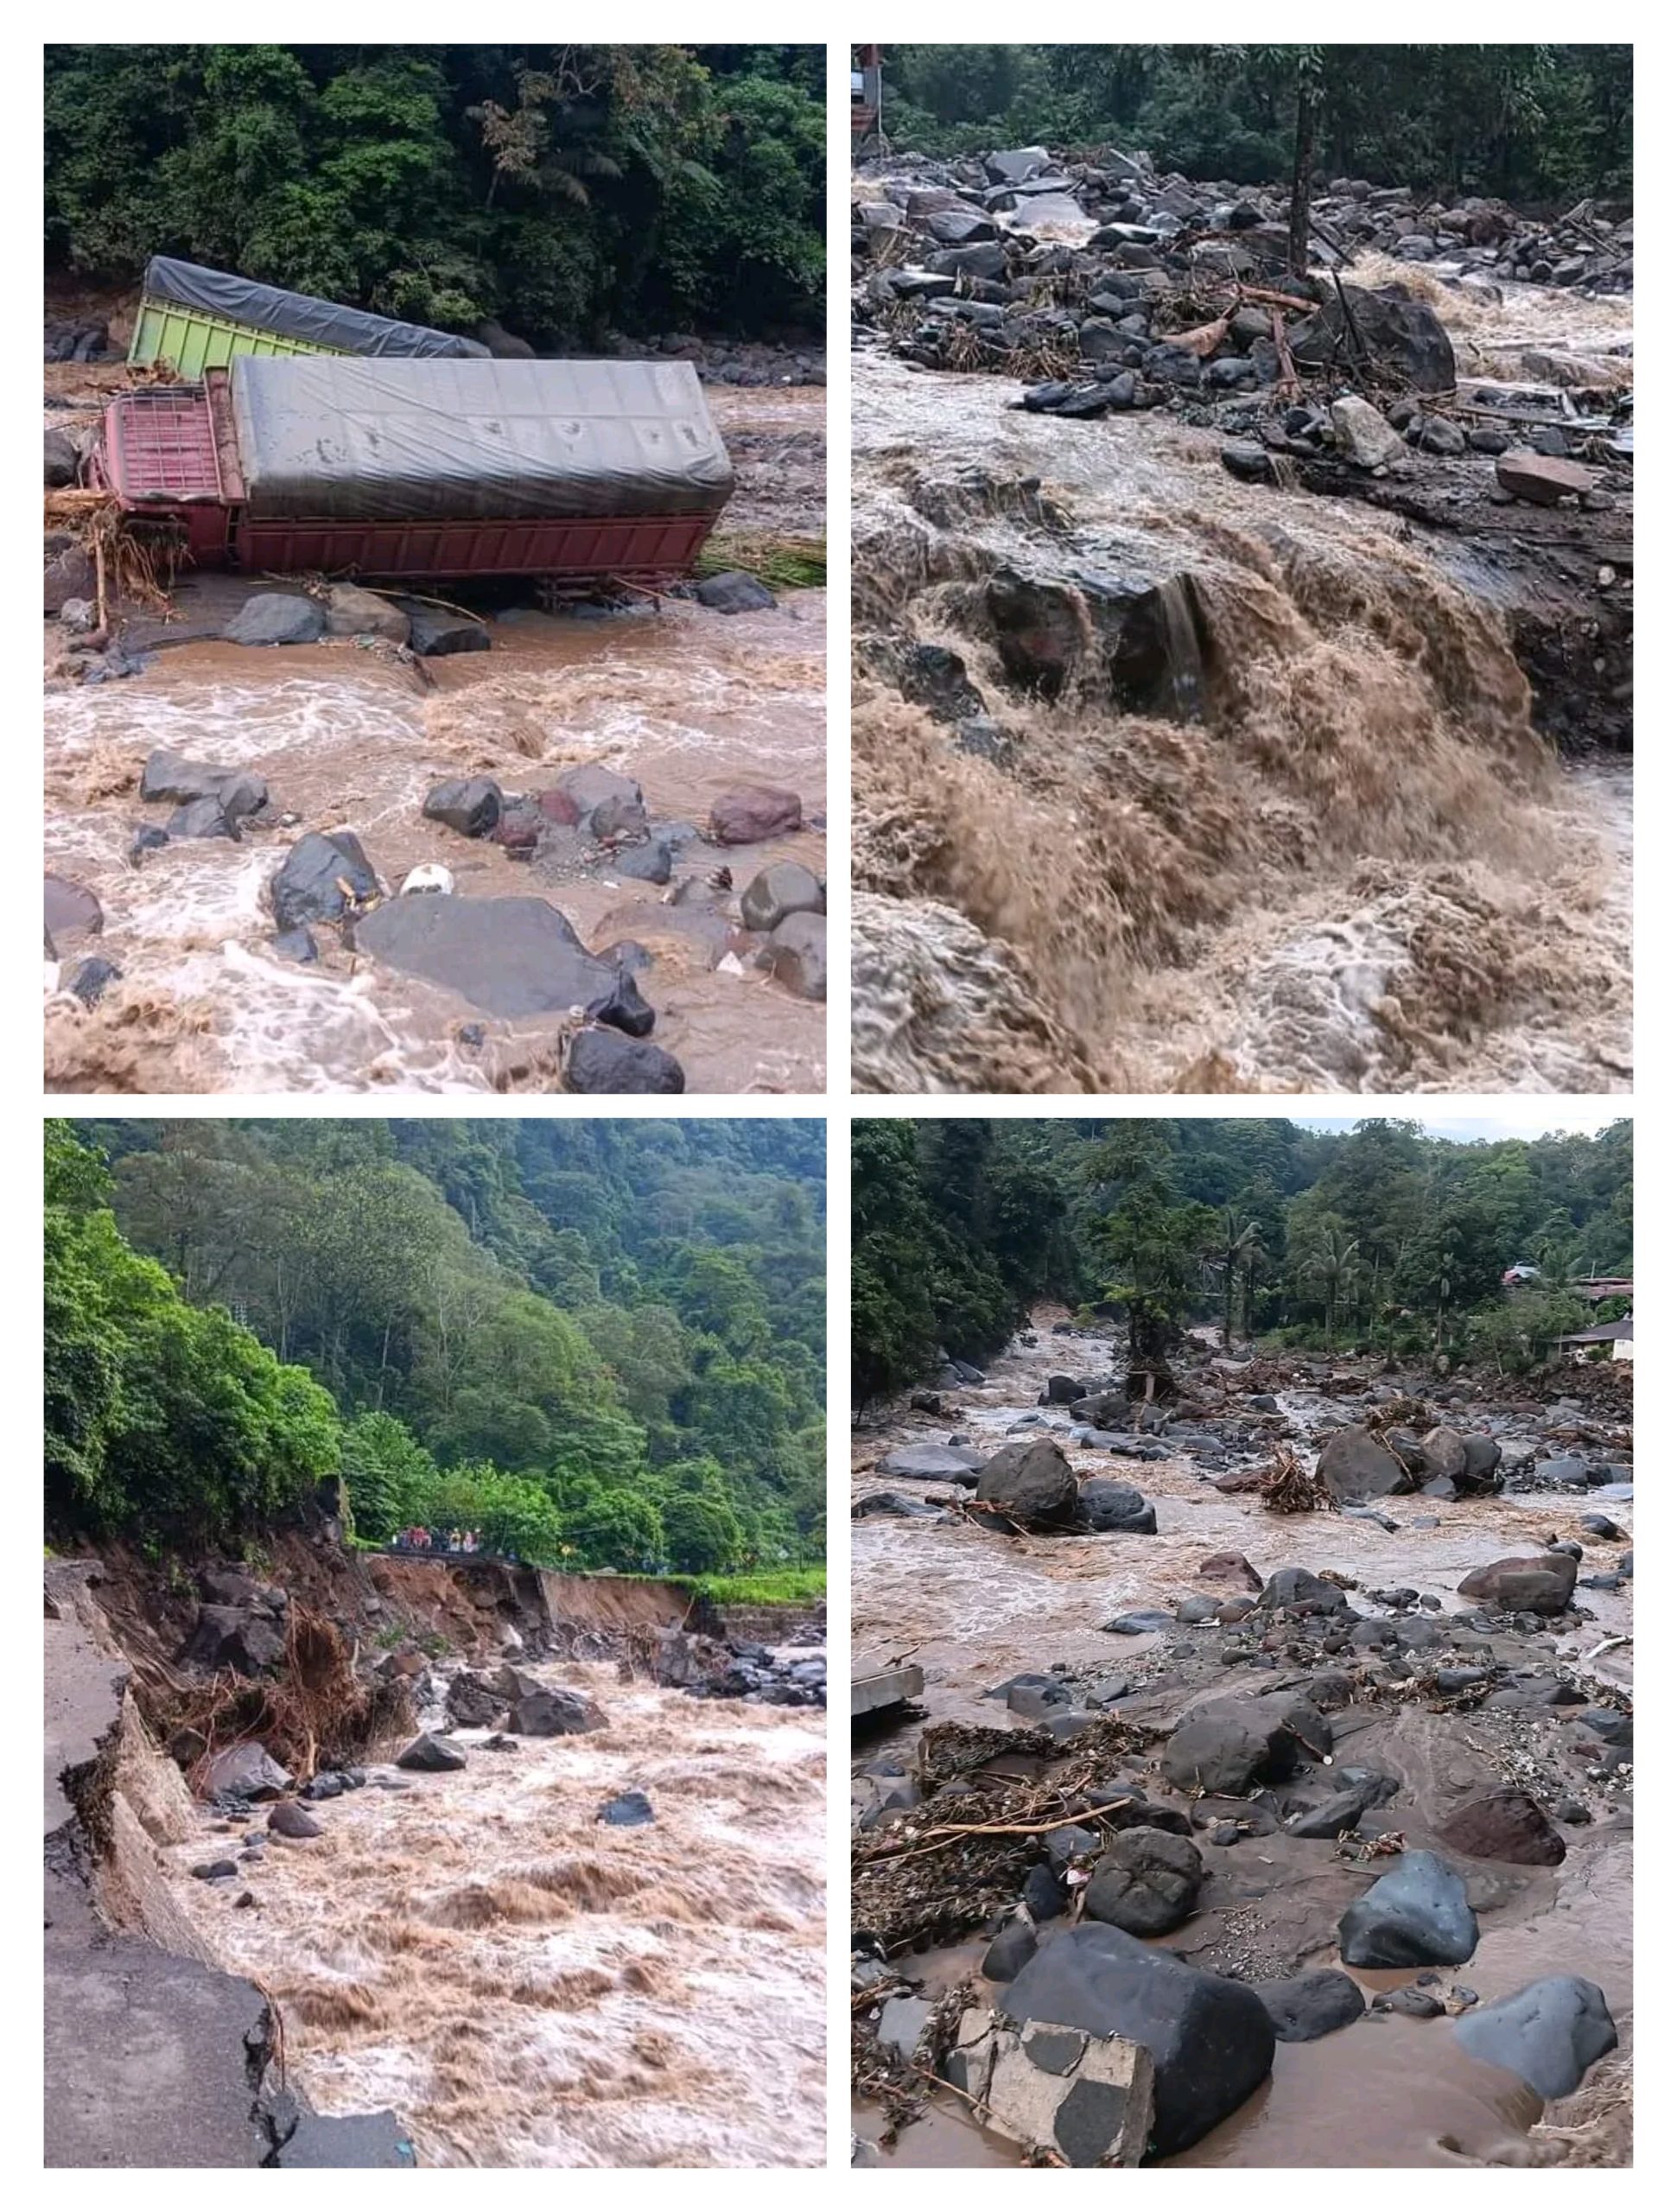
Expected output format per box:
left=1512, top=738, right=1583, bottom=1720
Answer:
left=168, top=1660, right=826, bottom=2167
left=851, top=271, right=1631, bottom=1095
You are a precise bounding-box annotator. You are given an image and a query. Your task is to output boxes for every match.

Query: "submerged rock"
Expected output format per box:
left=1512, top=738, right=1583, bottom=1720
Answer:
left=1452, top=1977, right=1617, bottom=2099
left=270, top=830, right=379, bottom=932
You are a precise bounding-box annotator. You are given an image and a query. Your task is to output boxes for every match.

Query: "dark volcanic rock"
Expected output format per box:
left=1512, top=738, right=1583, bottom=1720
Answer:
left=1338, top=1850, right=1478, bottom=1967
left=877, top=1444, right=984, bottom=1480
left=352, top=893, right=616, bottom=1017
left=1159, top=1693, right=1330, bottom=1795
left=1256, top=1969, right=1366, bottom=2043
left=566, top=1028, right=686, bottom=1093
left=1317, top=1426, right=1409, bottom=1502
left=1000, top=1923, right=1274, bottom=2156
left=270, top=831, right=379, bottom=932
left=396, top=1732, right=467, bottom=1773
left=1082, top=1827, right=1204, bottom=1937
left=1258, top=1567, right=1351, bottom=1614
left=267, top=1802, right=324, bottom=1839
left=598, top=1789, right=656, bottom=1827
left=422, top=778, right=503, bottom=839
left=982, top=1920, right=1040, bottom=1982
left=1452, top=1977, right=1617, bottom=2099
left=975, top=1438, right=1081, bottom=1529
left=1289, top=283, right=1456, bottom=391
left=224, top=594, right=326, bottom=647
left=1080, top=1479, right=1156, bottom=1534
left=506, top=1688, right=609, bottom=1737
left=696, top=570, right=775, bottom=614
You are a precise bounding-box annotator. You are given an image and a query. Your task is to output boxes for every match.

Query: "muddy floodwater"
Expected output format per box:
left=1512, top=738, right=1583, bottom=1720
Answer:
left=168, top=1662, right=825, bottom=2166
left=852, top=1317, right=1631, bottom=2167
left=45, top=387, right=825, bottom=1096
left=851, top=269, right=1631, bottom=1094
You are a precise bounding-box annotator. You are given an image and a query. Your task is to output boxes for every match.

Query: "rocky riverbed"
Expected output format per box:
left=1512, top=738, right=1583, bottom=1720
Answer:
left=850, top=145, right=1631, bottom=1095
left=850, top=1314, right=1631, bottom=2167
left=44, top=385, right=826, bottom=1096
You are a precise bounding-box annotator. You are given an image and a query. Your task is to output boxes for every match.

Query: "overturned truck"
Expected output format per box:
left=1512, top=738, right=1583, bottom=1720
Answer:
left=93, top=354, right=736, bottom=584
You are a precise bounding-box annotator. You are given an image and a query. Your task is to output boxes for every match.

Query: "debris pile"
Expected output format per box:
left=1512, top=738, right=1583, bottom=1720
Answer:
left=853, top=146, right=1631, bottom=489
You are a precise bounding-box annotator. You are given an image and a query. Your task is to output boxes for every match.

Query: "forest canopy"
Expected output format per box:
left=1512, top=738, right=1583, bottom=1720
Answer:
left=47, top=1118, right=825, bottom=1576
left=44, top=44, right=825, bottom=345
left=877, top=45, right=1632, bottom=201
left=851, top=1117, right=1632, bottom=1402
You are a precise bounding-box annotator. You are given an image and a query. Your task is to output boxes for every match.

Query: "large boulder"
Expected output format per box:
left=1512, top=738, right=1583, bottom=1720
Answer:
left=202, top=1743, right=292, bottom=1800
left=1290, top=283, right=1457, bottom=391
left=1435, top=1789, right=1566, bottom=1866
left=1080, top=1480, right=1156, bottom=1535
left=178, top=1605, right=285, bottom=1675
left=766, top=911, right=827, bottom=1001
left=1420, top=1427, right=1468, bottom=1484
left=1000, top=1924, right=1274, bottom=2156
left=1458, top=1551, right=1578, bottom=1616
left=1495, top=452, right=1596, bottom=506
left=1459, top=1433, right=1503, bottom=1491
left=505, top=1687, right=609, bottom=1737
left=422, top=778, right=503, bottom=839
left=1083, top=1828, right=1204, bottom=1937
left=975, top=1439, right=1081, bottom=1529
left=270, top=830, right=379, bottom=932
left=1070, top=1391, right=1130, bottom=1428
left=1337, top=1849, right=1478, bottom=1967
left=1316, top=1426, right=1409, bottom=1502
left=708, top=785, right=802, bottom=844
left=445, top=1672, right=506, bottom=1727
left=1257, top=1566, right=1351, bottom=1614
left=324, top=582, right=410, bottom=642
left=224, top=593, right=326, bottom=648
left=1331, top=394, right=1407, bottom=468
left=1451, top=1977, right=1617, bottom=2100
left=396, top=1732, right=467, bottom=1773
left=1255, top=1970, right=1366, bottom=2043
left=740, top=861, right=824, bottom=933
left=351, top=894, right=618, bottom=1018
left=1159, top=1692, right=1331, bottom=1796
left=565, top=1029, right=686, bottom=1093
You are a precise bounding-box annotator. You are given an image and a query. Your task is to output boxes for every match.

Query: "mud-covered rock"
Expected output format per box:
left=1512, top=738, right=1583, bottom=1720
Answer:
left=1458, top=1551, right=1579, bottom=1615
left=1083, top=1828, right=1204, bottom=1936
left=1255, top=1969, right=1366, bottom=2043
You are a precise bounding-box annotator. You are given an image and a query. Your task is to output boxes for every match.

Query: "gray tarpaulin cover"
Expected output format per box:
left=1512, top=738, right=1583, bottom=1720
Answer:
left=142, top=256, right=488, bottom=359
left=231, top=357, right=735, bottom=522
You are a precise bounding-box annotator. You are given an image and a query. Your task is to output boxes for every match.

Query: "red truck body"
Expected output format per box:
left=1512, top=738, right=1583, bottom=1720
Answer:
left=96, top=370, right=720, bottom=583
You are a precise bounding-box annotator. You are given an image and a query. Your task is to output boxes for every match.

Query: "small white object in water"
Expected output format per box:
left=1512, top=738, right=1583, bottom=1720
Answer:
left=716, top=951, right=746, bottom=977
left=401, top=864, right=454, bottom=896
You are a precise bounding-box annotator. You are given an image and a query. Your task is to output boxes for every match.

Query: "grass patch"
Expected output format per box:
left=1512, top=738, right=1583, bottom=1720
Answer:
left=696, top=530, right=826, bottom=590
left=683, top=1567, right=827, bottom=1607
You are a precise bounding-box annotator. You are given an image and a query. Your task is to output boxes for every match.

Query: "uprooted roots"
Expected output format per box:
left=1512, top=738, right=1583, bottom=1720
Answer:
left=165, top=1605, right=412, bottom=1785
left=1258, top=1446, right=1332, bottom=1514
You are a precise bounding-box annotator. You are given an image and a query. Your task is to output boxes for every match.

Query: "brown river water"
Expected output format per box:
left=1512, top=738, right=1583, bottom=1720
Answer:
left=168, top=1661, right=826, bottom=2166
left=851, top=271, right=1631, bottom=1095
left=852, top=1316, right=1632, bottom=2167
left=44, top=388, right=826, bottom=1096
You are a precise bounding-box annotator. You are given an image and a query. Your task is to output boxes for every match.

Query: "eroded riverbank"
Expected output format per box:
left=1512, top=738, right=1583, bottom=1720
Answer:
left=851, top=1315, right=1631, bottom=2167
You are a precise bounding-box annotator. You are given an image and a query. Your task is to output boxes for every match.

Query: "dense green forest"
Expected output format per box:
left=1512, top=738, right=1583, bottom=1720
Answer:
left=47, top=1119, right=825, bottom=1577
left=44, top=44, right=825, bottom=344
left=879, top=45, right=1632, bottom=200
left=852, top=1118, right=1632, bottom=1402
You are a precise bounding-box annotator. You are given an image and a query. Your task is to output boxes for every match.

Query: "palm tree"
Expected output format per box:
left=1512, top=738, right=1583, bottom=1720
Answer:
left=1313, top=1227, right=1361, bottom=1352
left=1216, top=1208, right=1262, bottom=1349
